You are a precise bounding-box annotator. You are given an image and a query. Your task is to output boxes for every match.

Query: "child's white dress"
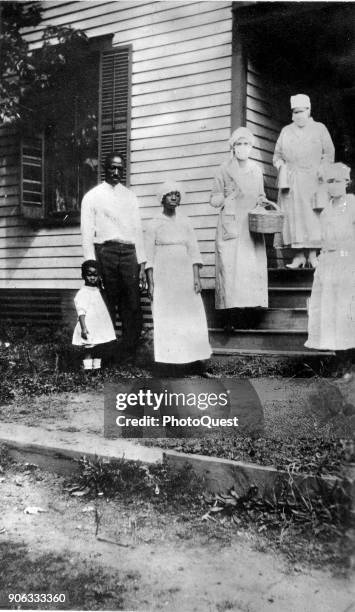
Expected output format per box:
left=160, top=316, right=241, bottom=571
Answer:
left=145, top=211, right=211, bottom=364
left=72, top=286, right=116, bottom=346
left=305, top=194, right=355, bottom=350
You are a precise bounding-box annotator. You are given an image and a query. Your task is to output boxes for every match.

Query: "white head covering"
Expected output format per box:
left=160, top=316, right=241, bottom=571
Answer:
left=156, top=180, right=186, bottom=204
left=290, top=94, right=311, bottom=109
left=325, top=162, right=351, bottom=181
left=229, top=127, right=255, bottom=148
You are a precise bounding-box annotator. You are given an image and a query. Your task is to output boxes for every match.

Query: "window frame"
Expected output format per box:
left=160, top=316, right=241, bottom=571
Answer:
left=19, top=35, right=132, bottom=226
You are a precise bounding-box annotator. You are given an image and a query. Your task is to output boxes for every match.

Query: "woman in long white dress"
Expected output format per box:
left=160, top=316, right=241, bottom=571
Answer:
left=145, top=181, right=211, bottom=365
left=210, top=127, right=268, bottom=321
left=305, top=163, right=355, bottom=379
left=273, top=93, right=335, bottom=269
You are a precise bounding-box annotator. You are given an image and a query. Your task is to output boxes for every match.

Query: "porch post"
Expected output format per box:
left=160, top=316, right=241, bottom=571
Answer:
left=231, top=5, right=247, bottom=131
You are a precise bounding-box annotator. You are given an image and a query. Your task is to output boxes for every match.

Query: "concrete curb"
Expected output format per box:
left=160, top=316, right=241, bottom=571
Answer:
left=1, top=423, right=353, bottom=511
left=163, top=448, right=344, bottom=495
left=0, top=423, right=163, bottom=475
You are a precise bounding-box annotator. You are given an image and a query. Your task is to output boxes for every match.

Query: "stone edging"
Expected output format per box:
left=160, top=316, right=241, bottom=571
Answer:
left=1, top=427, right=353, bottom=513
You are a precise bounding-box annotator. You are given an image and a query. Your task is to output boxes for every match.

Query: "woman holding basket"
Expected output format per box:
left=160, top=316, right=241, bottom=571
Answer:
left=210, top=127, right=268, bottom=323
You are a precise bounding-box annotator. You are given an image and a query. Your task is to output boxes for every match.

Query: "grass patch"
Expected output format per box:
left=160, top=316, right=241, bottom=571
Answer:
left=0, top=324, right=345, bottom=404
left=143, top=436, right=354, bottom=476
left=0, top=541, right=127, bottom=610
left=66, top=456, right=205, bottom=513
left=202, top=475, right=354, bottom=572
left=66, top=455, right=353, bottom=571
left=0, top=444, right=12, bottom=472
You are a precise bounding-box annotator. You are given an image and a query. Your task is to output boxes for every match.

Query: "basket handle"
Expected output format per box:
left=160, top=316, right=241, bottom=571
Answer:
left=256, top=198, right=281, bottom=213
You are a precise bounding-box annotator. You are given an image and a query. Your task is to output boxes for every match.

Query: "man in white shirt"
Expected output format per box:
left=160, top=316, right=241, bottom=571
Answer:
left=81, top=152, right=146, bottom=361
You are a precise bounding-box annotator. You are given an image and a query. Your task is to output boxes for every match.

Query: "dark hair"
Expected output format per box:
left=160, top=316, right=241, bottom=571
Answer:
left=104, top=152, right=125, bottom=170
left=81, top=259, right=98, bottom=279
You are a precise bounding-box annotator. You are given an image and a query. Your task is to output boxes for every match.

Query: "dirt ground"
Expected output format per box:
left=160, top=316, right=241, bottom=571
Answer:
left=0, top=464, right=354, bottom=612
left=1, top=376, right=354, bottom=440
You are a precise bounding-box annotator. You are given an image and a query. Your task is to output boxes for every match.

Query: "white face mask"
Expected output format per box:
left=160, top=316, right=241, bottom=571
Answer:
left=327, top=178, right=347, bottom=199
left=233, top=139, right=252, bottom=161
left=292, top=108, right=310, bottom=127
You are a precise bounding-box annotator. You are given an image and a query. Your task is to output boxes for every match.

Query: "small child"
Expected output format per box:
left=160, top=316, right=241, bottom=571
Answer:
left=305, top=163, right=355, bottom=379
left=72, top=260, right=116, bottom=370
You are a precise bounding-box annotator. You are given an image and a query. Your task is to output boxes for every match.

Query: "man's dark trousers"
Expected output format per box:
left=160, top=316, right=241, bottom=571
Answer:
left=95, top=241, right=142, bottom=356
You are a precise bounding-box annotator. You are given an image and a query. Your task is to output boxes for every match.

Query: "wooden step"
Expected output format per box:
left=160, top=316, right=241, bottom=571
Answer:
left=268, top=286, right=311, bottom=308
left=212, top=347, right=334, bottom=357
left=248, top=308, right=308, bottom=330
left=209, top=328, right=310, bottom=351
left=268, top=267, right=315, bottom=287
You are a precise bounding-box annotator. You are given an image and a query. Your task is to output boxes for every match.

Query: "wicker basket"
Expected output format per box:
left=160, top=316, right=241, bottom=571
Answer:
left=248, top=200, right=284, bottom=234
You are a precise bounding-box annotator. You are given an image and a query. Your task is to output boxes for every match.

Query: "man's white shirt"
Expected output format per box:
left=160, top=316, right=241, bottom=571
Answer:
left=81, top=182, right=146, bottom=264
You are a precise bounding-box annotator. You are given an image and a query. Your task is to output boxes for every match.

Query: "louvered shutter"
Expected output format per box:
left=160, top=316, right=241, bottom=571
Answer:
left=20, top=134, right=45, bottom=219
left=99, top=46, right=132, bottom=185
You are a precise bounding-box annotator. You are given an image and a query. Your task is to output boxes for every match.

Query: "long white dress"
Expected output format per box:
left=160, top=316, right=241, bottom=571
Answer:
left=305, top=195, right=355, bottom=350
left=72, top=285, right=116, bottom=346
left=210, top=158, right=268, bottom=309
left=273, top=118, right=335, bottom=248
left=145, top=212, right=211, bottom=364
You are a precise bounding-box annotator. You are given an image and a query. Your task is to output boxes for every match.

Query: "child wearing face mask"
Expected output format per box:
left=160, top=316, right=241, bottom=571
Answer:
left=305, top=163, right=355, bottom=380
left=72, top=260, right=116, bottom=370
left=209, top=127, right=268, bottom=331
left=273, top=94, right=335, bottom=269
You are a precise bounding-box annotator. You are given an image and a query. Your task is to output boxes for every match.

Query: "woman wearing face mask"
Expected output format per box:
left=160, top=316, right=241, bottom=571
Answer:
left=273, top=94, right=335, bottom=269
left=305, top=163, right=355, bottom=380
left=210, top=127, right=268, bottom=329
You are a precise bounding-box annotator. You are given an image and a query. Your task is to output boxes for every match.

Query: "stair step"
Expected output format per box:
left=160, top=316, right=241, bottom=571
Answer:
left=212, top=348, right=334, bottom=357
left=248, top=308, right=308, bottom=330
left=268, top=287, right=311, bottom=308
left=268, top=268, right=315, bottom=287
left=210, top=329, right=309, bottom=351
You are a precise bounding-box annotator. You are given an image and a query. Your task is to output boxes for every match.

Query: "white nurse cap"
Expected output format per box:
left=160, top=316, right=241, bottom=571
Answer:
left=290, top=94, right=311, bottom=109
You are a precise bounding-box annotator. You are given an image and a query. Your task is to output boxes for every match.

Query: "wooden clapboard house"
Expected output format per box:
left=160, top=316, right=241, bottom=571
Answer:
left=0, top=1, right=350, bottom=356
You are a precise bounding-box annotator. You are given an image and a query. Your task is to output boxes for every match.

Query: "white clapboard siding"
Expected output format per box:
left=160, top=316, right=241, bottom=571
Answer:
left=131, top=116, right=231, bottom=140
left=131, top=153, right=228, bottom=175
left=131, top=138, right=229, bottom=161
left=132, top=57, right=231, bottom=85
left=0, top=217, right=22, bottom=228
left=132, top=92, right=231, bottom=119
left=246, top=62, right=283, bottom=199
left=26, top=4, right=231, bottom=49
left=1, top=257, right=83, bottom=270
left=0, top=205, right=20, bottom=218
left=1, top=2, right=232, bottom=290
left=133, top=79, right=231, bottom=108
left=134, top=31, right=231, bottom=63
left=2, top=279, right=82, bottom=289
left=0, top=246, right=84, bottom=259
left=133, top=67, right=231, bottom=96
left=24, top=2, right=221, bottom=41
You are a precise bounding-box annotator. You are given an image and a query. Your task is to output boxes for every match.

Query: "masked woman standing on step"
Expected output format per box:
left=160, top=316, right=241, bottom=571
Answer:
left=305, top=163, right=355, bottom=380
left=273, top=94, right=335, bottom=269
left=210, top=127, right=268, bottom=329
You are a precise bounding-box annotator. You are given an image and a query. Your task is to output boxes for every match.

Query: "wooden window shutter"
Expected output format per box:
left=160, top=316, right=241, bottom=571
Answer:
left=20, top=134, right=45, bottom=219
left=99, top=46, right=132, bottom=185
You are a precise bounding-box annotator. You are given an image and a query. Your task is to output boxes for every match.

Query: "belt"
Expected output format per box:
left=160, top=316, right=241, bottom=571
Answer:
left=101, top=240, right=134, bottom=247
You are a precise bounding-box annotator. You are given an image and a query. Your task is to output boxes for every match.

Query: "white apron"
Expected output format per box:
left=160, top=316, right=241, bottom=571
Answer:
left=210, top=159, right=268, bottom=309
left=273, top=119, right=335, bottom=248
